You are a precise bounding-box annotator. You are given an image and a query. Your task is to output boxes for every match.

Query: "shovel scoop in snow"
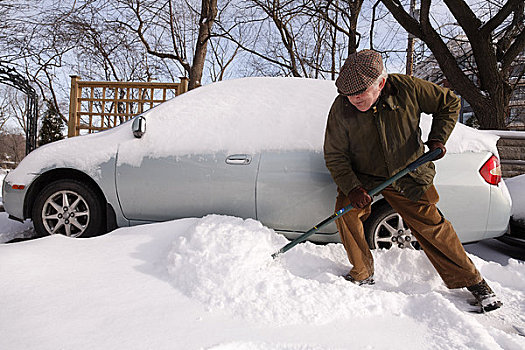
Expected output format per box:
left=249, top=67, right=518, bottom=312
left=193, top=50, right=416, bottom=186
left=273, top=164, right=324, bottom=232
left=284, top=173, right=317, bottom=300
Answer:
left=271, top=148, right=442, bottom=259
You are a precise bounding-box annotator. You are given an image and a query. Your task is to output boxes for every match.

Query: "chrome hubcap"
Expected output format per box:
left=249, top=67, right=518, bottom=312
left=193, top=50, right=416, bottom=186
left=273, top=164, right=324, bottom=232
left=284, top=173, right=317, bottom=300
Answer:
left=41, top=190, right=90, bottom=237
left=373, top=212, right=418, bottom=249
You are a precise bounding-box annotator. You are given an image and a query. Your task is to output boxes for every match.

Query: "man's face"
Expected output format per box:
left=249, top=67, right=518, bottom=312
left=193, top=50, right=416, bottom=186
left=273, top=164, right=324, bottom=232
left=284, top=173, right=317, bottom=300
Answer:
left=347, top=78, right=386, bottom=112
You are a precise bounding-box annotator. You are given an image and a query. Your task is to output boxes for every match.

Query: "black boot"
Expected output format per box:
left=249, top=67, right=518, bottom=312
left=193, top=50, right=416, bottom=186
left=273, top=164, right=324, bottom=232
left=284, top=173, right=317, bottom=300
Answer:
left=467, top=279, right=502, bottom=312
left=343, top=273, right=375, bottom=286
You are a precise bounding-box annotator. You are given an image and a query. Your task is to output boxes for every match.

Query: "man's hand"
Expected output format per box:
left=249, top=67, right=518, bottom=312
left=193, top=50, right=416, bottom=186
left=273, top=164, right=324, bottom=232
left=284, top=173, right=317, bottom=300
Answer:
left=426, top=140, right=446, bottom=160
left=348, top=187, right=372, bottom=209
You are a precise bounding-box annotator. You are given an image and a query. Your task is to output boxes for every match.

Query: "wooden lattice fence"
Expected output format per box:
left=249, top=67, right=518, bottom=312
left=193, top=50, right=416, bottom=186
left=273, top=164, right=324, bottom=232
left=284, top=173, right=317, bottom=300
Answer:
left=68, top=75, right=189, bottom=137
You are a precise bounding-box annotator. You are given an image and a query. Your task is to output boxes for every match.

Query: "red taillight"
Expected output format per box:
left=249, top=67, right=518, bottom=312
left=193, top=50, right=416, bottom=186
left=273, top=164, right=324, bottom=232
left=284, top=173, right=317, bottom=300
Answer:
left=479, top=155, right=502, bottom=185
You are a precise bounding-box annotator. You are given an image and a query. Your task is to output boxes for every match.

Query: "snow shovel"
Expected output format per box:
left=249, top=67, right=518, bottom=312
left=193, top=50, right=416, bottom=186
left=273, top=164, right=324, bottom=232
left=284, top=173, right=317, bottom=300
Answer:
left=271, top=148, right=443, bottom=259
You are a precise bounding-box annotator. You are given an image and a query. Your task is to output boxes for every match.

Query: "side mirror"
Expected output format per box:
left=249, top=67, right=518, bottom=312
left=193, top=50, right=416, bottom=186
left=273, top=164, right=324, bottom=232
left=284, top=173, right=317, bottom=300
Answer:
left=132, top=116, right=146, bottom=138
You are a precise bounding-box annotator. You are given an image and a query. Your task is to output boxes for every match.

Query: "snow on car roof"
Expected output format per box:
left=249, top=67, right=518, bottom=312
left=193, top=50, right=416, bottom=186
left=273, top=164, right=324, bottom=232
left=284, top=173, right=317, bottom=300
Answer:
left=13, top=77, right=499, bottom=179
left=120, top=76, right=499, bottom=166
left=118, top=77, right=338, bottom=165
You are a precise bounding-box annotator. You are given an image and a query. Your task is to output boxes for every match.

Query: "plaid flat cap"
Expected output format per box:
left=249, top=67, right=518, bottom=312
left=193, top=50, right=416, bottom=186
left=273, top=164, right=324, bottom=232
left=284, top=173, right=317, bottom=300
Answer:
left=336, top=50, right=384, bottom=96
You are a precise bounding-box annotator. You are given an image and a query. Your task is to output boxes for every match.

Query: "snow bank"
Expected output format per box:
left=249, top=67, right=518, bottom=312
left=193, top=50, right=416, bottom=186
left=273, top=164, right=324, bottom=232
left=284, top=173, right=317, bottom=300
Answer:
left=167, top=215, right=525, bottom=349
left=505, top=174, right=525, bottom=222
left=1, top=215, right=524, bottom=349
left=167, top=215, right=400, bottom=325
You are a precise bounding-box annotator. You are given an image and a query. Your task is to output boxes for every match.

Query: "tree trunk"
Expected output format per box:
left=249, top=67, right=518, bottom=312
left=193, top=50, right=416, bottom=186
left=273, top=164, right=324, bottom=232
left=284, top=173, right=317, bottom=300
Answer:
left=471, top=83, right=513, bottom=130
left=347, top=1, right=362, bottom=55
left=189, top=0, right=218, bottom=90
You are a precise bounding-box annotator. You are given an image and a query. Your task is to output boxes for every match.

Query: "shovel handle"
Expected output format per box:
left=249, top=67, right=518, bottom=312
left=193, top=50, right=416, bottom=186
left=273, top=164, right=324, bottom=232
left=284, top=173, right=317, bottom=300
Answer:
left=407, top=148, right=442, bottom=171
left=271, top=148, right=443, bottom=259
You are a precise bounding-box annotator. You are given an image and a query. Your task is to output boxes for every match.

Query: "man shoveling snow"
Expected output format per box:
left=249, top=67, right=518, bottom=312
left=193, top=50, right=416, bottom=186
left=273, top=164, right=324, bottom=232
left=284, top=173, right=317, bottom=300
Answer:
left=323, top=49, right=502, bottom=313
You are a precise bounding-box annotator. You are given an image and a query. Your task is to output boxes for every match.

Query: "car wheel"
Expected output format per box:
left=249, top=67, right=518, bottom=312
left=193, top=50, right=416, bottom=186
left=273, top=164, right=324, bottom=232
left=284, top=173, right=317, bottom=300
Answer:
left=32, top=179, right=105, bottom=238
left=364, top=203, right=420, bottom=250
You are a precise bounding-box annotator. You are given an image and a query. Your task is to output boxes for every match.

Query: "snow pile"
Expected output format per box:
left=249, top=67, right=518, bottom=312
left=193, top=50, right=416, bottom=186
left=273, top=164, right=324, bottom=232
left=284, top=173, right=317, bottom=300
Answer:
left=1, top=215, right=524, bottom=349
left=421, top=118, right=500, bottom=156
left=505, top=174, right=525, bottom=222
left=167, top=215, right=400, bottom=325
left=167, top=216, right=524, bottom=350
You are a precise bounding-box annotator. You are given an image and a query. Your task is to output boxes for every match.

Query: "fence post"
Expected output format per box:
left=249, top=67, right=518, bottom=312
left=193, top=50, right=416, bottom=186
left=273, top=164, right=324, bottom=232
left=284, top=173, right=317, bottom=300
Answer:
left=68, top=75, right=81, bottom=137
left=179, top=77, right=189, bottom=95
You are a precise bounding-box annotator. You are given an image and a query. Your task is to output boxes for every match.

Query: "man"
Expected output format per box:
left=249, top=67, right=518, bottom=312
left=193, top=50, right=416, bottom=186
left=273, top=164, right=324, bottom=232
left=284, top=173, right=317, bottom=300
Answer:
left=323, top=49, right=502, bottom=313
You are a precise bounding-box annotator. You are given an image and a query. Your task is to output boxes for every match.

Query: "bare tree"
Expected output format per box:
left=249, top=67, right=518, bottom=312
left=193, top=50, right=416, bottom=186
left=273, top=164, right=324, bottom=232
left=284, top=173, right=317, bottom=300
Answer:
left=217, top=0, right=304, bottom=77
left=381, top=0, right=525, bottom=130
left=207, top=38, right=240, bottom=82
left=307, top=0, right=364, bottom=55
left=0, top=92, right=12, bottom=131
left=0, top=88, right=27, bottom=133
left=1, top=0, right=177, bottom=125
left=1, top=0, right=79, bottom=124
left=0, top=129, right=26, bottom=166
left=114, top=0, right=218, bottom=90
left=219, top=0, right=359, bottom=78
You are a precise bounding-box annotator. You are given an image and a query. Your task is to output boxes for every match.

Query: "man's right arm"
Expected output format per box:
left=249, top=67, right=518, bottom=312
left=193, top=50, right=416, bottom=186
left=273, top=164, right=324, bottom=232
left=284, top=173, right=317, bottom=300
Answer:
left=323, top=101, right=362, bottom=196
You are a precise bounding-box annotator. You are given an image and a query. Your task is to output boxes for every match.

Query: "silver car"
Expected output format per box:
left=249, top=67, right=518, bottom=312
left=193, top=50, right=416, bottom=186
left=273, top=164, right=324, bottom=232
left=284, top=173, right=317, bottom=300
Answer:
left=2, top=77, right=511, bottom=249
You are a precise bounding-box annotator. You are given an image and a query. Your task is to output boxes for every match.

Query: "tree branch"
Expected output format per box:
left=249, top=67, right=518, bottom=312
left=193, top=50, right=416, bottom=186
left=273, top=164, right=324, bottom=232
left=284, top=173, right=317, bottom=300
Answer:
left=501, top=27, right=525, bottom=72
left=380, top=0, right=423, bottom=38
left=481, top=0, right=522, bottom=35
left=442, top=0, right=482, bottom=37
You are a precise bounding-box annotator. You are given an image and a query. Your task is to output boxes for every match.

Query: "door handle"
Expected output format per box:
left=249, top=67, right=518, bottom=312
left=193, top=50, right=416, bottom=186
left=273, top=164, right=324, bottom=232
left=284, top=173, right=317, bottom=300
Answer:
left=226, top=154, right=251, bottom=165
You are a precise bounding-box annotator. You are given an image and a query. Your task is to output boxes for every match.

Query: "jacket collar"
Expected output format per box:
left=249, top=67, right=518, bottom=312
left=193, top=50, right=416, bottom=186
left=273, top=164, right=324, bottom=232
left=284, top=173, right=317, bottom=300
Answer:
left=379, top=77, right=399, bottom=111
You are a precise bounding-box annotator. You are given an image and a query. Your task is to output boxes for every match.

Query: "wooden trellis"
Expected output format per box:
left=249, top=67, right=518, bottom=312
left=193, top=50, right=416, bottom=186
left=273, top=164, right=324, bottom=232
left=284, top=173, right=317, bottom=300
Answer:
left=68, top=76, right=189, bottom=137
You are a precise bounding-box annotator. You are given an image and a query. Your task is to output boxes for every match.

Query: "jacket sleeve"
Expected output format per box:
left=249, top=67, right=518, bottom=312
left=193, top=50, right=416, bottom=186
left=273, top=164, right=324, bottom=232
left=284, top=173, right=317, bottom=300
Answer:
left=414, top=77, right=460, bottom=145
left=323, top=100, right=362, bottom=196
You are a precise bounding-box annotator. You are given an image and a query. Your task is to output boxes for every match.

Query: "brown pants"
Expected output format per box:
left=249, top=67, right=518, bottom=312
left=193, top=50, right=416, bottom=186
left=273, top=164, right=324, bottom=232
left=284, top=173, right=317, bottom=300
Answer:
left=335, top=185, right=482, bottom=289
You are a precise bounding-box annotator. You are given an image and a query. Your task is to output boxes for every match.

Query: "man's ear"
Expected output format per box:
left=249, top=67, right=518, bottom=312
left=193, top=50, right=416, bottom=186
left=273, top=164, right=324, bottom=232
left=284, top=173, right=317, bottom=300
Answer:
left=378, top=77, right=386, bottom=91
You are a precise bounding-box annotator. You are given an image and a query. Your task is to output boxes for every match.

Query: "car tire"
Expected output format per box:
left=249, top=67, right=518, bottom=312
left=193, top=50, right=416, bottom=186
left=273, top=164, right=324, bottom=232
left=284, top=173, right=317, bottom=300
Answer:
left=364, top=202, right=421, bottom=250
left=32, top=179, right=105, bottom=238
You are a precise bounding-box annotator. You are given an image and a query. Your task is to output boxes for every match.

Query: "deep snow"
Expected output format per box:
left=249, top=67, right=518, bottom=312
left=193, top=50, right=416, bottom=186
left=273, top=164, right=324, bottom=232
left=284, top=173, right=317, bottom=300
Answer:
left=0, top=215, right=524, bottom=350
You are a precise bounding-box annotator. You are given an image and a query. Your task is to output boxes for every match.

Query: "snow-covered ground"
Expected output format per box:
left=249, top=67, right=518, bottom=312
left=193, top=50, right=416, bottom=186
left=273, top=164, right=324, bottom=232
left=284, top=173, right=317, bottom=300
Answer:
left=1, top=171, right=524, bottom=349
left=0, top=213, right=524, bottom=350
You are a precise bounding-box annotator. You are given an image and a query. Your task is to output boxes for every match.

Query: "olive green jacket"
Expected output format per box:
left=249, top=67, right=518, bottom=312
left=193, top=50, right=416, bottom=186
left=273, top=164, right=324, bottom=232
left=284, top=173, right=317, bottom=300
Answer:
left=323, top=73, right=460, bottom=201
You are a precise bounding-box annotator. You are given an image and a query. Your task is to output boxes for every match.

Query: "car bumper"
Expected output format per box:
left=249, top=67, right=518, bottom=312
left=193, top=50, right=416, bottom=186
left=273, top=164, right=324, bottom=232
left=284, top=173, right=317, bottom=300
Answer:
left=2, top=174, right=34, bottom=221
left=485, top=181, right=512, bottom=239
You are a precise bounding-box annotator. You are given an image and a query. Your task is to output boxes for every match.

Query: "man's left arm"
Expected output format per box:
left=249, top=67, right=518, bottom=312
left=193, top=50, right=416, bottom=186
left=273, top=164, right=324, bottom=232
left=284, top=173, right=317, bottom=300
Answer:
left=413, top=76, right=460, bottom=146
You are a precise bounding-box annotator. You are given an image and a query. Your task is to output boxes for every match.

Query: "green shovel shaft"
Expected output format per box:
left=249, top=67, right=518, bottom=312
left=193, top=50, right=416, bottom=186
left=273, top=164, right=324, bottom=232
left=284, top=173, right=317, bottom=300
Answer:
left=271, top=148, right=442, bottom=259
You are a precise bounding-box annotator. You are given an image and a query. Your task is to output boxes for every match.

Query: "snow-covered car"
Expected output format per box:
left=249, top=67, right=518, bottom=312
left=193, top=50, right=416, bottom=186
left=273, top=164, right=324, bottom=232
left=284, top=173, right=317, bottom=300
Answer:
left=2, top=77, right=512, bottom=249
